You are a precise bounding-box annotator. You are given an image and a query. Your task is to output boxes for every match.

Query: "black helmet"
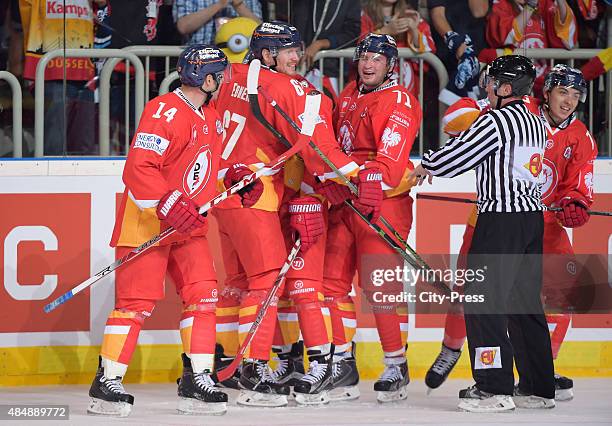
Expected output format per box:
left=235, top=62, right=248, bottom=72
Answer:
left=481, top=55, right=536, bottom=97
left=354, top=33, right=399, bottom=79
left=544, top=64, right=587, bottom=103
left=248, top=21, right=303, bottom=62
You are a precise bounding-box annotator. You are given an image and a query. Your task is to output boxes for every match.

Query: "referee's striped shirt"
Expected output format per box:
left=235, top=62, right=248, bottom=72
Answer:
left=422, top=100, right=546, bottom=213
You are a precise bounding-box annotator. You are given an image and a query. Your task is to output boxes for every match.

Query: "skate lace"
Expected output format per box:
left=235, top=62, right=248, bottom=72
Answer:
left=270, top=358, right=288, bottom=381
left=332, top=362, right=341, bottom=379
left=380, top=365, right=401, bottom=383
left=100, top=376, right=126, bottom=394
left=431, top=347, right=461, bottom=375
left=193, top=372, right=217, bottom=393
left=301, top=361, right=327, bottom=384
left=256, top=362, right=275, bottom=383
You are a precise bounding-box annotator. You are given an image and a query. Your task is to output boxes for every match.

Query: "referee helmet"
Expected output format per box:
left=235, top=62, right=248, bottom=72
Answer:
left=480, top=55, right=536, bottom=98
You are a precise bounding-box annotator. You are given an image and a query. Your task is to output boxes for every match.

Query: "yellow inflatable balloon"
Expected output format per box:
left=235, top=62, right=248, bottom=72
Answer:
left=215, top=17, right=259, bottom=63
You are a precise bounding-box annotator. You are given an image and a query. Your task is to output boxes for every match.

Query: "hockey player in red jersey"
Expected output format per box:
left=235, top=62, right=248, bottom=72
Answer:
left=425, top=64, right=596, bottom=403
left=486, top=0, right=577, bottom=94
left=87, top=45, right=230, bottom=417
left=212, top=21, right=364, bottom=407
left=321, top=33, right=422, bottom=403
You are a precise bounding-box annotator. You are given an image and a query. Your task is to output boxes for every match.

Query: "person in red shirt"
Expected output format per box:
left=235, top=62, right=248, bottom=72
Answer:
left=87, top=45, right=231, bottom=417
left=320, top=33, right=422, bottom=403
left=426, top=64, right=596, bottom=403
left=485, top=0, right=577, bottom=95
left=212, top=21, right=367, bottom=407
left=360, top=0, right=436, bottom=96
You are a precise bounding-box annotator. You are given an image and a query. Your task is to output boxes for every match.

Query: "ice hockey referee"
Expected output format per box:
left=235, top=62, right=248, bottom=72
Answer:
left=410, top=55, right=555, bottom=413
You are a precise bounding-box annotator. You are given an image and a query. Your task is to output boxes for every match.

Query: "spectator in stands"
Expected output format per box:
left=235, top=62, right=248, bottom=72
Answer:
left=291, top=0, right=361, bottom=104
left=428, top=0, right=488, bottom=105
left=567, top=0, right=606, bottom=48
left=173, top=0, right=262, bottom=46
left=93, top=0, right=172, bottom=155
left=360, top=0, right=435, bottom=96
left=485, top=0, right=578, bottom=95
left=20, top=0, right=103, bottom=155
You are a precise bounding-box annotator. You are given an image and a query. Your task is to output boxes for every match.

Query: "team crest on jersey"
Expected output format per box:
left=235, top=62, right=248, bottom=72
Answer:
left=540, top=158, right=558, bottom=201
left=379, top=112, right=408, bottom=161
left=202, top=124, right=209, bottom=135
left=183, top=145, right=212, bottom=197
left=545, top=139, right=554, bottom=149
left=216, top=119, right=224, bottom=135
left=338, top=121, right=355, bottom=155
left=563, top=146, right=572, bottom=159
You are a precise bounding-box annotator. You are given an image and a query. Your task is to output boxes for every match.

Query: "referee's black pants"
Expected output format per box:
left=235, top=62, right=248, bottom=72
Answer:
left=464, top=211, right=555, bottom=398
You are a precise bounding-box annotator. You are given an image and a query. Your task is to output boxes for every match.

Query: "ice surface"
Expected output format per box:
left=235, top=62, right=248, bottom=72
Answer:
left=3, top=379, right=611, bottom=425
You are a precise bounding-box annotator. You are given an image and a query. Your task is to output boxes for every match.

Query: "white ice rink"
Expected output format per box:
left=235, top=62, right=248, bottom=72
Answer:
left=3, top=379, right=612, bottom=425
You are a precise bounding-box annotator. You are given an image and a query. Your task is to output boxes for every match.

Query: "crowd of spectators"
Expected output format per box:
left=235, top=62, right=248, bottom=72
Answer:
left=0, top=0, right=609, bottom=157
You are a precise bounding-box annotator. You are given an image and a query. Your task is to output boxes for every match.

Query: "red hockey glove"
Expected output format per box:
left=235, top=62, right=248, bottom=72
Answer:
left=224, top=163, right=263, bottom=208
left=156, top=190, right=206, bottom=234
left=288, top=197, right=325, bottom=253
left=556, top=198, right=589, bottom=228
left=315, top=179, right=352, bottom=205
left=353, top=167, right=383, bottom=223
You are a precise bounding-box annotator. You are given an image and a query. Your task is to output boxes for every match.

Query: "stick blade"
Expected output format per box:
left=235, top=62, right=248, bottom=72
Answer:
left=300, top=92, right=322, bottom=137
left=247, top=59, right=261, bottom=95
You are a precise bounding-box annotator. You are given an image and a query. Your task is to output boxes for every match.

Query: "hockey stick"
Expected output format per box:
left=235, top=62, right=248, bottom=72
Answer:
left=247, top=60, right=450, bottom=295
left=416, top=193, right=612, bottom=217
left=43, top=92, right=322, bottom=314
left=216, top=239, right=302, bottom=383
left=248, top=60, right=433, bottom=271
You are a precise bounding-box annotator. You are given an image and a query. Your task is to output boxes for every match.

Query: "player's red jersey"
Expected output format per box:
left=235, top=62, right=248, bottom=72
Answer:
left=486, top=0, right=577, bottom=91
left=215, top=63, right=359, bottom=211
left=335, top=80, right=422, bottom=197
left=523, top=97, right=597, bottom=208
left=442, top=96, right=597, bottom=209
left=111, top=88, right=223, bottom=247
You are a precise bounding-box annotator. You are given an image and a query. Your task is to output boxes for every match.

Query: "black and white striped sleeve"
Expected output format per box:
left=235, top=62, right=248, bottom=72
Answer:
left=421, top=113, right=501, bottom=178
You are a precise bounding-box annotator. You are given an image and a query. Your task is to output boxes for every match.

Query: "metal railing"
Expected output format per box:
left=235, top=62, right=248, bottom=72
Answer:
left=24, top=47, right=610, bottom=157
left=35, top=49, right=144, bottom=157
left=500, top=48, right=611, bottom=157
left=0, top=71, right=22, bottom=157
left=99, top=46, right=183, bottom=154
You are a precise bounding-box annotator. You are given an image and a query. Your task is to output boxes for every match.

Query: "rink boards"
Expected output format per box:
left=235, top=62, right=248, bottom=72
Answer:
left=1, top=158, right=611, bottom=385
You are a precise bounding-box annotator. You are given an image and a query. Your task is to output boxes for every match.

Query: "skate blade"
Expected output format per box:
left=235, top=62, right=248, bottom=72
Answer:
left=555, top=388, right=573, bottom=401
left=236, top=390, right=288, bottom=407
left=177, top=397, right=227, bottom=415
left=513, top=395, right=556, bottom=409
left=329, top=385, right=360, bottom=402
left=458, top=395, right=516, bottom=413
left=295, top=390, right=330, bottom=406
left=376, top=386, right=408, bottom=403
left=87, top=397, right=132, bottom=417
left=426, top=387, right=434, bottom=396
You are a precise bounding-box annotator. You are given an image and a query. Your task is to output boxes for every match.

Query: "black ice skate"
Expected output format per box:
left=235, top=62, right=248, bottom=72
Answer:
left=458, top=384, right=516, bottom=412
left=87, top=356, right=134, bottom=417
left=425, top=344, right=462, bottom=393
left=270, top=341, right=305, bottom=387
left=293, top=348, right=333, bottom=405
left=237, top=359, right=290, bottom=407
left=374, top=357, right=409, bottom=403
left=214, top=343, right=241, bottom=390
left=177, top=353, right=228, bottom=415
left=329, top=347, right=360, bottom=402
left=554, top=373, right=573, bottom=401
